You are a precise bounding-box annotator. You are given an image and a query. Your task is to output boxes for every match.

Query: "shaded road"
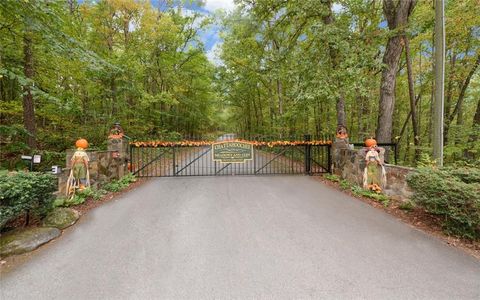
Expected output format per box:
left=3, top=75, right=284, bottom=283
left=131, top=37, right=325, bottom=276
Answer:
left=1, top=176, right=479, bottom=299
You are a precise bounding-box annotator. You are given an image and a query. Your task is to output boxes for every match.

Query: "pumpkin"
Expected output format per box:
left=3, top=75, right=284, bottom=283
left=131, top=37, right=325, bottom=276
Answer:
left=75, top=138, right=89, bottom=149
left=365, top=138, right=377, bottom=148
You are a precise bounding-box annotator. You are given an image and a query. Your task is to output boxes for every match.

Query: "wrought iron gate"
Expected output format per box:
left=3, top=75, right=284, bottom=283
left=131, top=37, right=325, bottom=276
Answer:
left=129, top=136, right=331, bottom=177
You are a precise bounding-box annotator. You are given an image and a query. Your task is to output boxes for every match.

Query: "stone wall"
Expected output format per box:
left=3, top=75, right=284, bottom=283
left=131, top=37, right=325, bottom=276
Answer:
left=55, top=138, right=129, bottom=197
left=334, top=148, right=413, bottom=202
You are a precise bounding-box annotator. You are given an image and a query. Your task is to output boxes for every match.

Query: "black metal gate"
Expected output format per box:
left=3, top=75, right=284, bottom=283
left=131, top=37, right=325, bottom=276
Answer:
left=129, top=136, right=331, bottom=177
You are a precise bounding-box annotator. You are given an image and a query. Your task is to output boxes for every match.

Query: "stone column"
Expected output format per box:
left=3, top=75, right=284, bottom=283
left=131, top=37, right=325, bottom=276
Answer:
left=332, top=125, right=350, bottom=175
left=107, top=122, right=129, bottom=178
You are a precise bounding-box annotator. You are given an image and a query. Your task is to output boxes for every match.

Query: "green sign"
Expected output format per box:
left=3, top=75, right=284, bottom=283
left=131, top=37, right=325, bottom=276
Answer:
left=212, top=141, right=253, bottom=163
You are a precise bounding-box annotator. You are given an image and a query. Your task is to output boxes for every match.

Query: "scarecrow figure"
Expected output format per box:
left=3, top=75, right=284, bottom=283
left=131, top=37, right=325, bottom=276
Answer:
left=66, top=139, right=90, bottom=198
left=363, top=138, right=386, bottom=193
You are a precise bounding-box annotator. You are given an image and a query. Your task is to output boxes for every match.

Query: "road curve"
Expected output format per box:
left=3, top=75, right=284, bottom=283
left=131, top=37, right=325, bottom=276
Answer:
left=1, top=176, right=479, bottom=299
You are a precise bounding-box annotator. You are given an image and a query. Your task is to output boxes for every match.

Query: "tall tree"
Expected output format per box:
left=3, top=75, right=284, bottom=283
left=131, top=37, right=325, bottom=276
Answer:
left=376, top=0, right=416, bottom=143
left=403, top=35, right=420, bottom=161
left=321, top=0, right=346, bottom=127
left=22, top=19, right=36, bottom=149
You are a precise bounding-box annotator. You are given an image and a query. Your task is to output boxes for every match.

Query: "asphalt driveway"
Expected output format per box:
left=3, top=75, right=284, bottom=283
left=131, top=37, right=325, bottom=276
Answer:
left=1, top=176, right=479, bottom=299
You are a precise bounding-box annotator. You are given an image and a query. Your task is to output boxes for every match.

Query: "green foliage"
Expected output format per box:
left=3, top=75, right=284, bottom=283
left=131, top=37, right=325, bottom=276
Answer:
left=53, top=174, right=135, bottom=209
left=79, top=188, right=107, bottom=201
left=407, top=167, right=480, bottom=240
left=0, top=125, right=30, bottom=170
left=102, top=174, right=136, bottom=193
left=339, top=179, right=352, bottom=190
left=324, top=174, right=340, bottom=182
left=417, top=153, right=437, bottom=168
left=54, top=187, right=107, bottom=208
left=217, top=0, right=480, bottom=165
left=1, top=0, right=479, bottom=168
left=398, top=201, right=416, bottom=211
left=444, top=165, right=480, bottom=184
left=350, top=185, right=390, bottom=207
left=35, top=150, right=65, bottom=170
left=0, top=1, right=220, bottom=166
left=0, top=172, right=57, bottom=229
left=64, top=194, right=86, bottom=207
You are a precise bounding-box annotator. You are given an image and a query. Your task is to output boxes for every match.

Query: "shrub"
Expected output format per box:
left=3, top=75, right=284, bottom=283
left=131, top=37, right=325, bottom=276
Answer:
left=324, top=174, right=340, bottom=182
left=0, top=172, right=57, bottom=229
left=102, top=173, right=136, bottom=192
left=54, top=187, right=107, bottom=208
left=444, top=166, right=480, bottom=184
left=398, top=201, right=415, bottom=211
left=407, top=167, right=480, bottom=240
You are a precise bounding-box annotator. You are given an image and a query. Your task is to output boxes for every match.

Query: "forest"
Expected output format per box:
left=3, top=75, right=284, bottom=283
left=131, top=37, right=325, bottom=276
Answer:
left=1, top=0, right=479, bottom=168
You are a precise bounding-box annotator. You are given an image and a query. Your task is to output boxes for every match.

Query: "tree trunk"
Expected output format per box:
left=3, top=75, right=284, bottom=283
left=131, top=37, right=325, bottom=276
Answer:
left=444, top=50, right=455, bottom=144
left=377, top=35, right=403, bottom=143
left=321, top=0, right=346, bottom=127
left=464, top=99, right=480, bottom=159
left=336, top=93, right=346, bottom=128
left=376, top=0, right=416, bottom=143
left=444, top=54, right=480, bottom=141
left=67, top=0, right=77, bottom=14
left=276, top=79, right=283, bottom=116
left=404, top=35, right=420, bottom=162
left=110, top=76, right=117, bottom=117
left=23, top=30, right=36, bottom=149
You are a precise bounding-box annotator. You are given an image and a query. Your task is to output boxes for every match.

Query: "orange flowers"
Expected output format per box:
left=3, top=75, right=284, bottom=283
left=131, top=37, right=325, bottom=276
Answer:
left=130, top=139, right=332, bottom=148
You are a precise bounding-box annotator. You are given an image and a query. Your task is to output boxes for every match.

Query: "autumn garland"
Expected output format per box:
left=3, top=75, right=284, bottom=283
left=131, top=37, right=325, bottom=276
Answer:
left=130, top=139, right=332, bottom=148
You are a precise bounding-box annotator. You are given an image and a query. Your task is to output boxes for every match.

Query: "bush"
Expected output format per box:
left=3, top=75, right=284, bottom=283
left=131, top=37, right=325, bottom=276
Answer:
left=0, top=172, right=57, bottom=229
left=53, top=187, right=108, bottom=208
left=398, top=201, right=415, bottom=211
left=53, top=174, right=136, bottom=208
left=407, top=167, right=480, bottom=240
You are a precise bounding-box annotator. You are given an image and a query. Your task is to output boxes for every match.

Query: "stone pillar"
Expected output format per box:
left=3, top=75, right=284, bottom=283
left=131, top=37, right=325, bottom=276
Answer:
left=332, top=125, right=350, bottom=175
left=107, top=122, right=129, bottom=178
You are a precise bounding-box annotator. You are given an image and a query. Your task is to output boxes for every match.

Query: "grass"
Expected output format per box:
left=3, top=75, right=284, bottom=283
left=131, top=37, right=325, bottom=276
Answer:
left=351, top=185, right=390, bottom=207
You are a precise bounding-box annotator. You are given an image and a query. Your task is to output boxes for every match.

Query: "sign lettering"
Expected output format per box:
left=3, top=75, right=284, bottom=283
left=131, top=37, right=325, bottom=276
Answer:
left=212, top=141, right=253, bottom=163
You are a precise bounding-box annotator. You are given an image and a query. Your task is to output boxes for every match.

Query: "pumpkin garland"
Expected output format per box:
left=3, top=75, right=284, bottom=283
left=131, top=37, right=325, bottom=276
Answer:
left=130, top=139, right=332, bottom=148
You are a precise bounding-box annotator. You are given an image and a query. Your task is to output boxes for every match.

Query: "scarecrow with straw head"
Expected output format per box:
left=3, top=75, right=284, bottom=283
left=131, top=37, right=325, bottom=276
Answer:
left=363, top=138, right=386, bottom=193
left=66, top=139, right=90, bottom=198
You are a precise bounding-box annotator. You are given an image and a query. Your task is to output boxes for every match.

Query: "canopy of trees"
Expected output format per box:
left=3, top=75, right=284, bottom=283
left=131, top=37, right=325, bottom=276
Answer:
left=1, top=0, right=479, bottom=167
left=1, top=0, right=218, bottom=157
left=217, top=0, right=480, bottom=165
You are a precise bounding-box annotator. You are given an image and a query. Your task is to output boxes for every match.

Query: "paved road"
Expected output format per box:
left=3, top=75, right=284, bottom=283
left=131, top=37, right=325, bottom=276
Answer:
left=1, top=176, right=479, bottom=299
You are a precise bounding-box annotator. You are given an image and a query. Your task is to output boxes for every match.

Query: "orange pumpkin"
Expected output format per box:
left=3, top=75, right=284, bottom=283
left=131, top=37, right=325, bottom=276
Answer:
left=75, top=138, right=89, bottom=149
left=365, top=138, right=377, bottom=148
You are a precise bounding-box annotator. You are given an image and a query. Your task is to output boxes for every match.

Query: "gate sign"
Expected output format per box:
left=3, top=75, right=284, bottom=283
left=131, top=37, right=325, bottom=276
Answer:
left=212, top=141, right=253, bottom=163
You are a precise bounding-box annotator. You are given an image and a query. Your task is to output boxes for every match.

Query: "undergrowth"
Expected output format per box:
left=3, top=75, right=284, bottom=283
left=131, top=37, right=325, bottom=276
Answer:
left=54, top=174, right=137, bottom=208
left=407, top=166, right=480, bottom=240
left=324, top=174, right=390, bottom=207
left=350, top=185, right=390, bottom=207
